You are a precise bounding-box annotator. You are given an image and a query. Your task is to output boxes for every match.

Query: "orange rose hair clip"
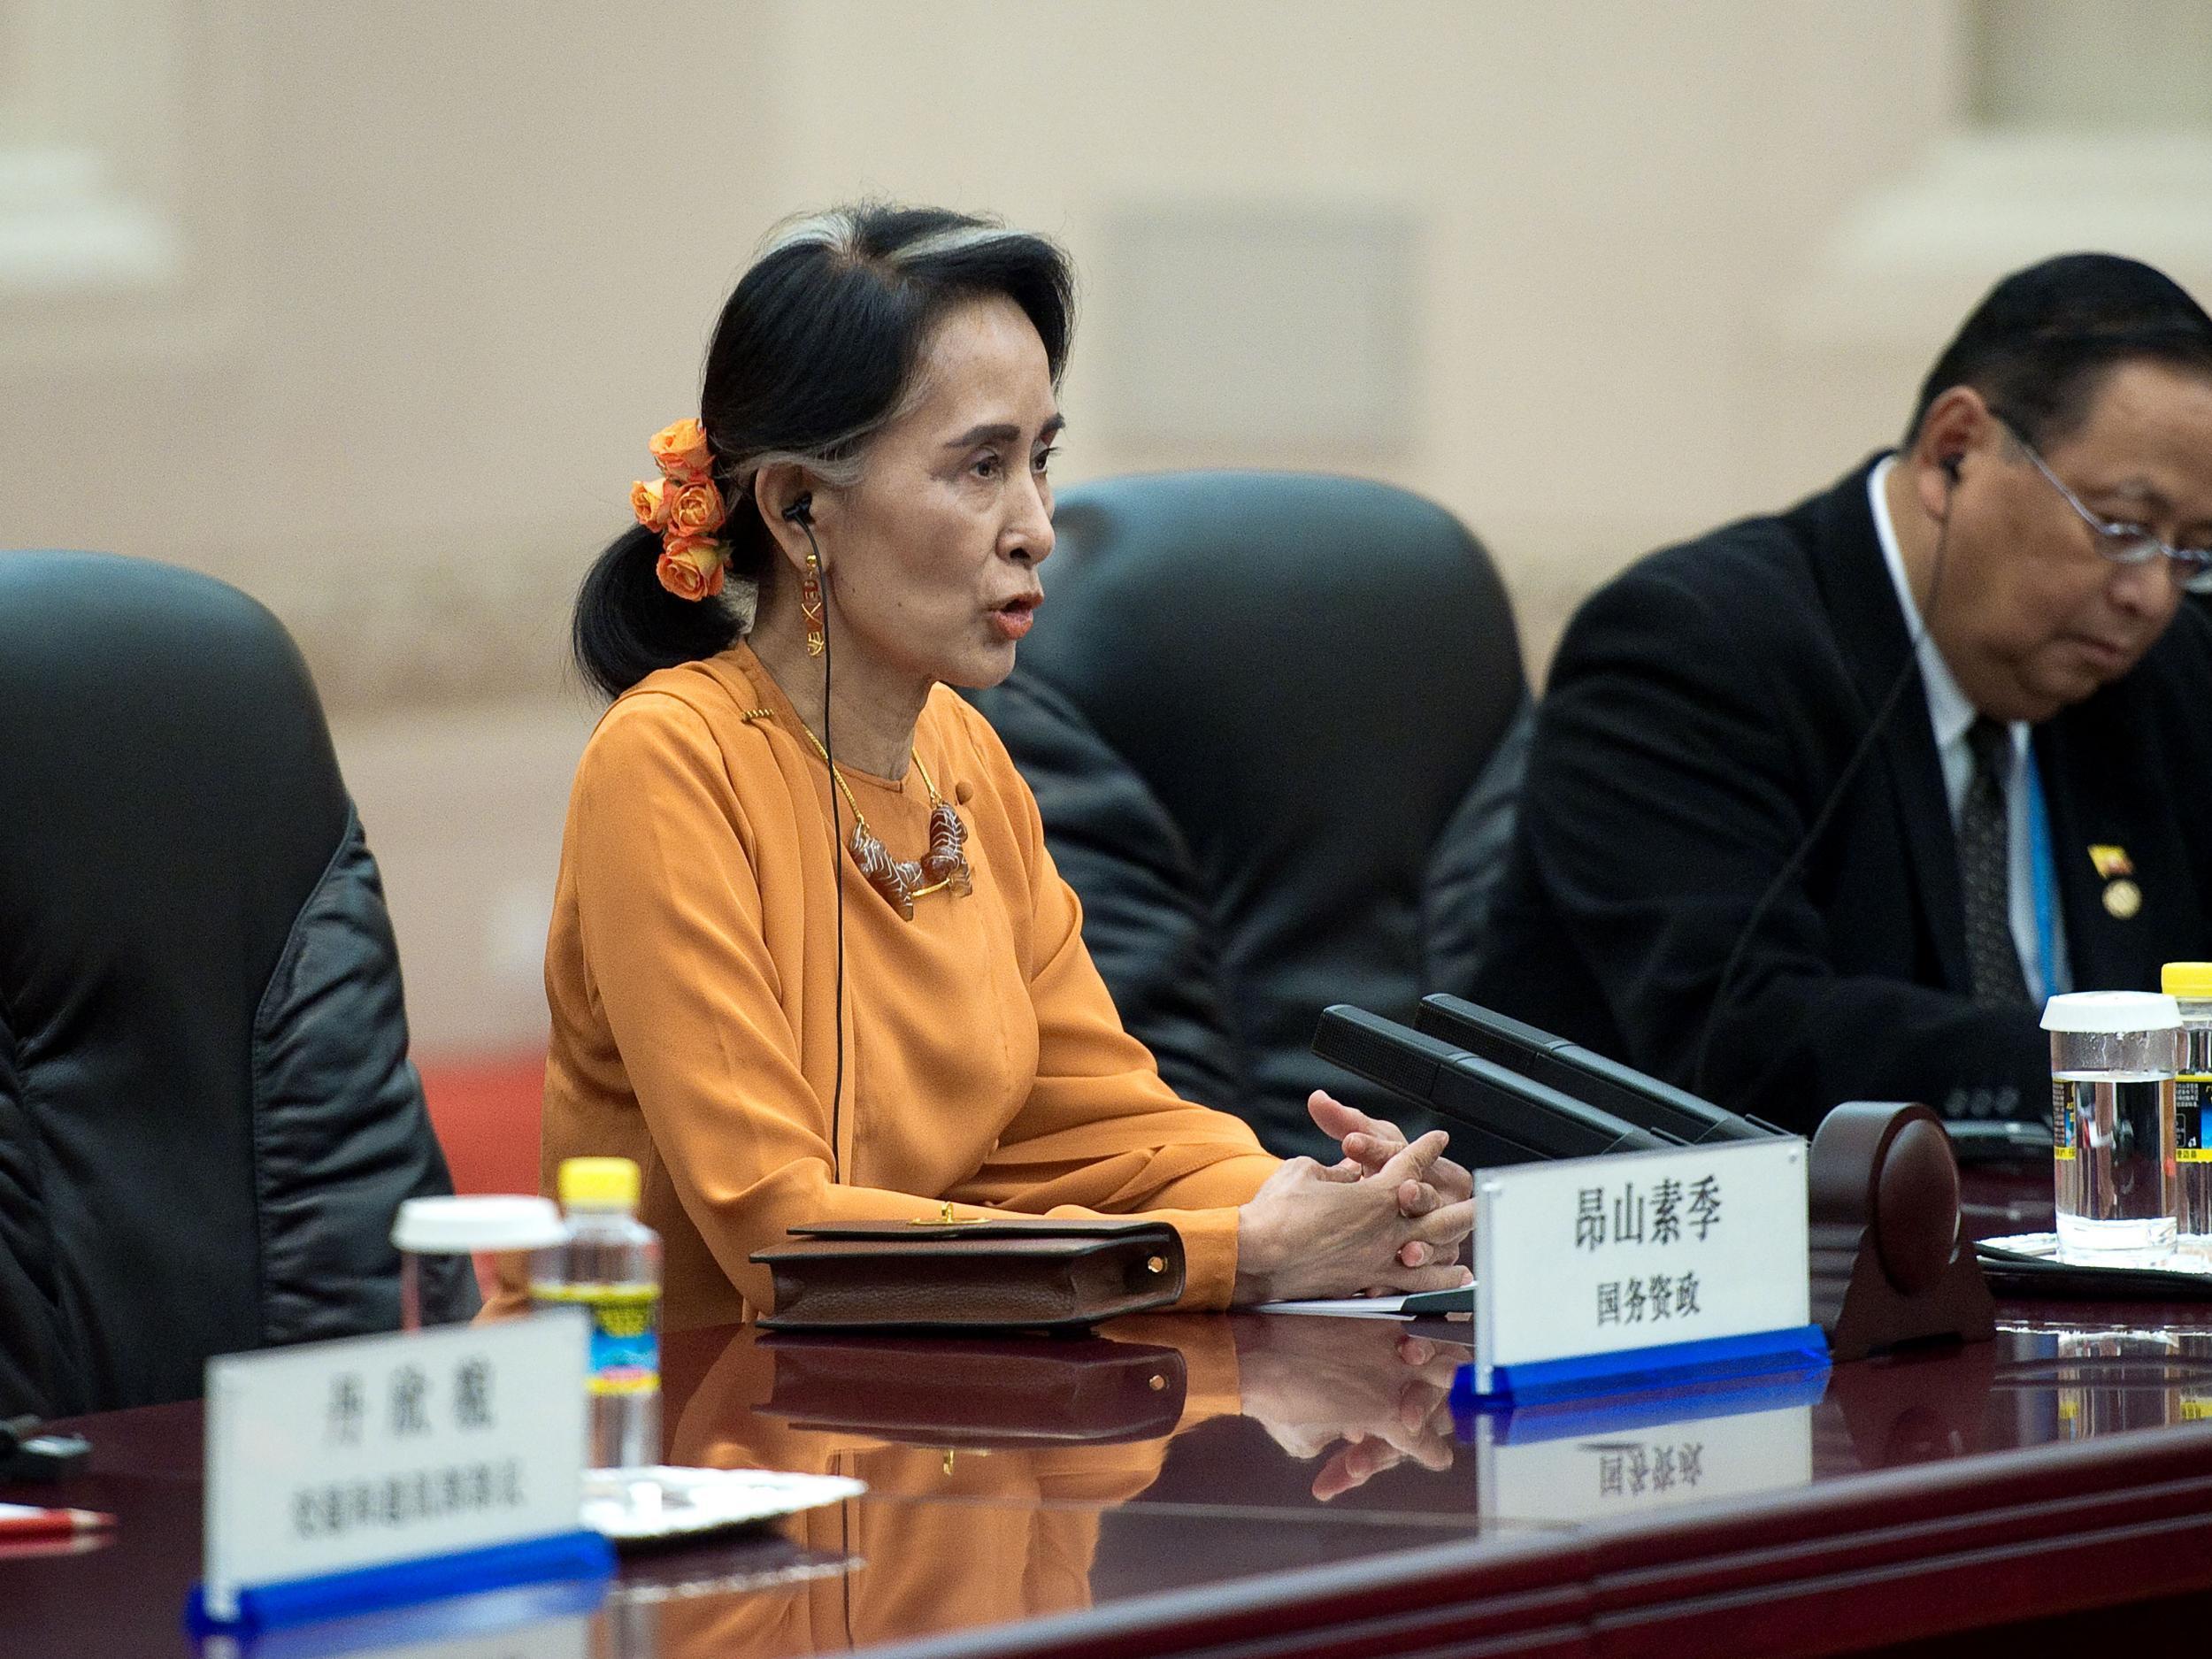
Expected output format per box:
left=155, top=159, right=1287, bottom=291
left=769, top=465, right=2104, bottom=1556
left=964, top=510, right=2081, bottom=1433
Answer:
left=632, top=419, right=730, bottom=601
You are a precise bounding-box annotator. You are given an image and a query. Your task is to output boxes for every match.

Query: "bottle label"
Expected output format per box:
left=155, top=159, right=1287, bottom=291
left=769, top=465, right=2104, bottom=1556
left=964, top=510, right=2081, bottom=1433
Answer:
left=2178, top=1077, right=2212, bottom=1164
left=534, top=1283, right=660, bottom=1396
left=2052, top=1080, right=2077, bottom=1161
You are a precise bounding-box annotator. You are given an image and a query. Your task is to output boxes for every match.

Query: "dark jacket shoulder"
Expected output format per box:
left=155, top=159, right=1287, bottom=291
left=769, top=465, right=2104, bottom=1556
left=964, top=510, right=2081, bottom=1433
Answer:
left=1554, top=463, right=1879, bottom=688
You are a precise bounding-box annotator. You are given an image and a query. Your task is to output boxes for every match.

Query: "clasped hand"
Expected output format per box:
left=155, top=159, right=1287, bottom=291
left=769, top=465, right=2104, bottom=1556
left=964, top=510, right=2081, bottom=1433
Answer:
left=1233, top=1090, right=1476, bottom=1304
left=1235, top=1320, right=1463, bottom=1499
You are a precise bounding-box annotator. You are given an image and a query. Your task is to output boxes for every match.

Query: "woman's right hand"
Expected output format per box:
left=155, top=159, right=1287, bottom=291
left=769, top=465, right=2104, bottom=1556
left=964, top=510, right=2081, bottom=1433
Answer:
left=1232, top=1131, right=1475, bottom=1304
left=1235, top=1323, right=1463, bottom=1498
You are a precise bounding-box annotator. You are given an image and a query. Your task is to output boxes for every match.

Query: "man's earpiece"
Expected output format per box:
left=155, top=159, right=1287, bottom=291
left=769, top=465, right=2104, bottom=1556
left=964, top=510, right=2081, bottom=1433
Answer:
left=782, top=492, right=813, bottom=526
left=1694, top=442, right=1962, bottom=1098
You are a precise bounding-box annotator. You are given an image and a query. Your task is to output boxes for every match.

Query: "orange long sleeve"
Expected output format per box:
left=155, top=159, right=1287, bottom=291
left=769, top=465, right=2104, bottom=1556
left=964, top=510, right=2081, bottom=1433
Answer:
left=655, top=1319, right=1242, bottom=1656
left=540, top=644, right=1279, bottom=1327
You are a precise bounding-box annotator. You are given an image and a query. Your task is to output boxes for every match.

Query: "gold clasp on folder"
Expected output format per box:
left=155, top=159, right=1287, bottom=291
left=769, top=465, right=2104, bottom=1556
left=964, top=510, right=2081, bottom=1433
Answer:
left=910, top=1202, right=986, bottom=1225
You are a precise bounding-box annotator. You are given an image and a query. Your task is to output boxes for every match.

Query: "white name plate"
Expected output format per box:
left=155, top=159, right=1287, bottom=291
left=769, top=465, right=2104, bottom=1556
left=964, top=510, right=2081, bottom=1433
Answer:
left=1476, top=1399, right=1815, bottom=1525
left=350, top=1620, right=588, bottom=1659
left=202, top=1314, right=590, bottom=1624
left=1471, top=1137, right=1816, bottom=1402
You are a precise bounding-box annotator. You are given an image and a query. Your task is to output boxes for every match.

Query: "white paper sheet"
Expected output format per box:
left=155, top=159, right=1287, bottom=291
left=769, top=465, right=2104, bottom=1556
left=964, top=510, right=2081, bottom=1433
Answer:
left=1252, top=1286, right=1477, bottom=1318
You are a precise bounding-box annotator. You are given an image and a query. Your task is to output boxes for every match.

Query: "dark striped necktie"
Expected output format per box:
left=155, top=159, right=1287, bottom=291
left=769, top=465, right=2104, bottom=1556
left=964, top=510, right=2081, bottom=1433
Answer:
left=1960, top=715, right=2030, bottom=1004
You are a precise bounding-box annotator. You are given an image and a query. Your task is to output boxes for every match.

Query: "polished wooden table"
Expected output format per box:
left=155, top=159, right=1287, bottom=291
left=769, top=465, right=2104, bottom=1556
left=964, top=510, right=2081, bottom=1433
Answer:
left=12, top=1167, right=2212, bottom=1657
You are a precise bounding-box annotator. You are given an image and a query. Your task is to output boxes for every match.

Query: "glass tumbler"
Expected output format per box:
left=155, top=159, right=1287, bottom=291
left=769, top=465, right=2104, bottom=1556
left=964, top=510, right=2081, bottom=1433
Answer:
left=391, top=1194, right=566, bottom=1329
left=2043, top=991, right=2180, bottom=1263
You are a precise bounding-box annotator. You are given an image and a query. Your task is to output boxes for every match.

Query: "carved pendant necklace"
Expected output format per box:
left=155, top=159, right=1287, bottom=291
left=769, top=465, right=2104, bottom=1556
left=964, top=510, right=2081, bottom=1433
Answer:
left=792, top=722, right=972, bottom=921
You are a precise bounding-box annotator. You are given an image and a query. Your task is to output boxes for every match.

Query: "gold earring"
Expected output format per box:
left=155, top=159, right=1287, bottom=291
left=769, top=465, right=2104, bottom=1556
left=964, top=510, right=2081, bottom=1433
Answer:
left=801, top=551, right=825, bottom=657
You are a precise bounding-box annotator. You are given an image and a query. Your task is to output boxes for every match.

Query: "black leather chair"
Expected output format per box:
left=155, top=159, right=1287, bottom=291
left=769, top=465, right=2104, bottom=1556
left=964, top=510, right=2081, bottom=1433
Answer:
left=0, top=551, right=473, bottom=1416
left=972, top=472, right=1530, bottom=1162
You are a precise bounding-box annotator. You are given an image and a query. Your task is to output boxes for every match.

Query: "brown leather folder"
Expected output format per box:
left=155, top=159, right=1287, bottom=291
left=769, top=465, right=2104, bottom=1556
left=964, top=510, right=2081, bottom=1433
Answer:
left=759, top=1333, right=1187, bottom=1446
left=750, top=1217, right=1185, bottom=1333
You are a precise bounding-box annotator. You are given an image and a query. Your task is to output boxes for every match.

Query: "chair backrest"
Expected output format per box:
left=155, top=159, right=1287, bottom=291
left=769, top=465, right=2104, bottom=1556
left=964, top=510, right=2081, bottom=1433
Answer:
left=0, top=551, right=472, bottom=1415
left=973, top=472, right=1530, bottom=1161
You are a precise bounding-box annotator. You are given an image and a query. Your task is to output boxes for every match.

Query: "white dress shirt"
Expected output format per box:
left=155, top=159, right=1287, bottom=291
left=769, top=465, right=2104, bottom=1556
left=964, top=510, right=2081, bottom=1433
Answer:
left=1868, top=457, right=2067, bottom=999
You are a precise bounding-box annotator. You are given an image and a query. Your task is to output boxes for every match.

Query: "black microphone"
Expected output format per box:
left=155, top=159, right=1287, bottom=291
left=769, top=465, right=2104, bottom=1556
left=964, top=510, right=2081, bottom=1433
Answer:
left=1687, top=457, right=1961, bottom=1101
left=1314, top=1005, right=1679, bottom=1164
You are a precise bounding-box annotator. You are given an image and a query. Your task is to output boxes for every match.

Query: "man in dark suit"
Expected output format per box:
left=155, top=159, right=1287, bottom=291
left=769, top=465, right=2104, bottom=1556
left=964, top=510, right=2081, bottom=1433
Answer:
left=1473, top=254, right=2212, bottom=1135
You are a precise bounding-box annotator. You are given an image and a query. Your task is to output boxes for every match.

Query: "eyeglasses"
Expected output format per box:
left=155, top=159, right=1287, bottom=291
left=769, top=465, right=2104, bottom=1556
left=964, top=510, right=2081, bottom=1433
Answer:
left=2001, top=421, right=2212, bottom=595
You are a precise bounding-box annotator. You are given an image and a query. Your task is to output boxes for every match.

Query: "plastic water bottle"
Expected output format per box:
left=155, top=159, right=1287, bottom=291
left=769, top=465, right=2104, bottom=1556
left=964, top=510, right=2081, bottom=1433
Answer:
left=532, top=1156, right=663, bottom=1471
left=2164, top=963, right=2212, bottom=1258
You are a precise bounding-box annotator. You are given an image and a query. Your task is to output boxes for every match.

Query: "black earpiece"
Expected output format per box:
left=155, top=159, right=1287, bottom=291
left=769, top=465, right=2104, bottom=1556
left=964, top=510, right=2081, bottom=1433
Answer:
left=780, top=480, right=840, bottom=1177
left=1694, top=448, right=1961, bottom=1098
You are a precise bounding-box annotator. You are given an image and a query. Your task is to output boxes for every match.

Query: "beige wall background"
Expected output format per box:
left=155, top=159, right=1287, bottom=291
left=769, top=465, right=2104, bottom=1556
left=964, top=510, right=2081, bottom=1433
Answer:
left=4, top=0, right=2209, bottom=1057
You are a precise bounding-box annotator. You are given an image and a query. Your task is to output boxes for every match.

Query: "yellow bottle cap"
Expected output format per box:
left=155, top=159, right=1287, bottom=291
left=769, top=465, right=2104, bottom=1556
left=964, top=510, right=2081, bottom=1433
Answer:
left=2165, top=963, right=2212, bottom=1000
left=557, top=1156, right=641, bottom=1211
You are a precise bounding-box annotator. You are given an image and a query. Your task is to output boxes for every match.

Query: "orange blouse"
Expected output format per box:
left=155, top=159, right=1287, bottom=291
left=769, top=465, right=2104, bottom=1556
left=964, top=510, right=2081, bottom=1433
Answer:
left=539, top=642, right=1280, bottom=1326
left=655, top=1317, right=1245, bottom=1654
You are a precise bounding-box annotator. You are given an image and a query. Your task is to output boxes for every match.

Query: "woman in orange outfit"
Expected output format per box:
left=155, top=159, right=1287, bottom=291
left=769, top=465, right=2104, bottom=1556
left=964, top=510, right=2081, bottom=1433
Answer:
left=553, top=204, right=1473, bottom=1329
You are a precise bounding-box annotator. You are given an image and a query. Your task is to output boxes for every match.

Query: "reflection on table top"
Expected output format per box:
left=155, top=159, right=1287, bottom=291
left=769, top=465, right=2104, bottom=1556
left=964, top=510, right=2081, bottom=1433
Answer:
left=18, top=1164, right=2212, bottom=1657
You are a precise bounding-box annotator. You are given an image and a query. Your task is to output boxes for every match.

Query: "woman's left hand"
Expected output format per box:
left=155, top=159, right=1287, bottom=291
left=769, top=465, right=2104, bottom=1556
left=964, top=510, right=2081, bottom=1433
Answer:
left=1307, top=1089, right=1474, bottom=1270
left=1235, top=1322, right=1461, bottom=1499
